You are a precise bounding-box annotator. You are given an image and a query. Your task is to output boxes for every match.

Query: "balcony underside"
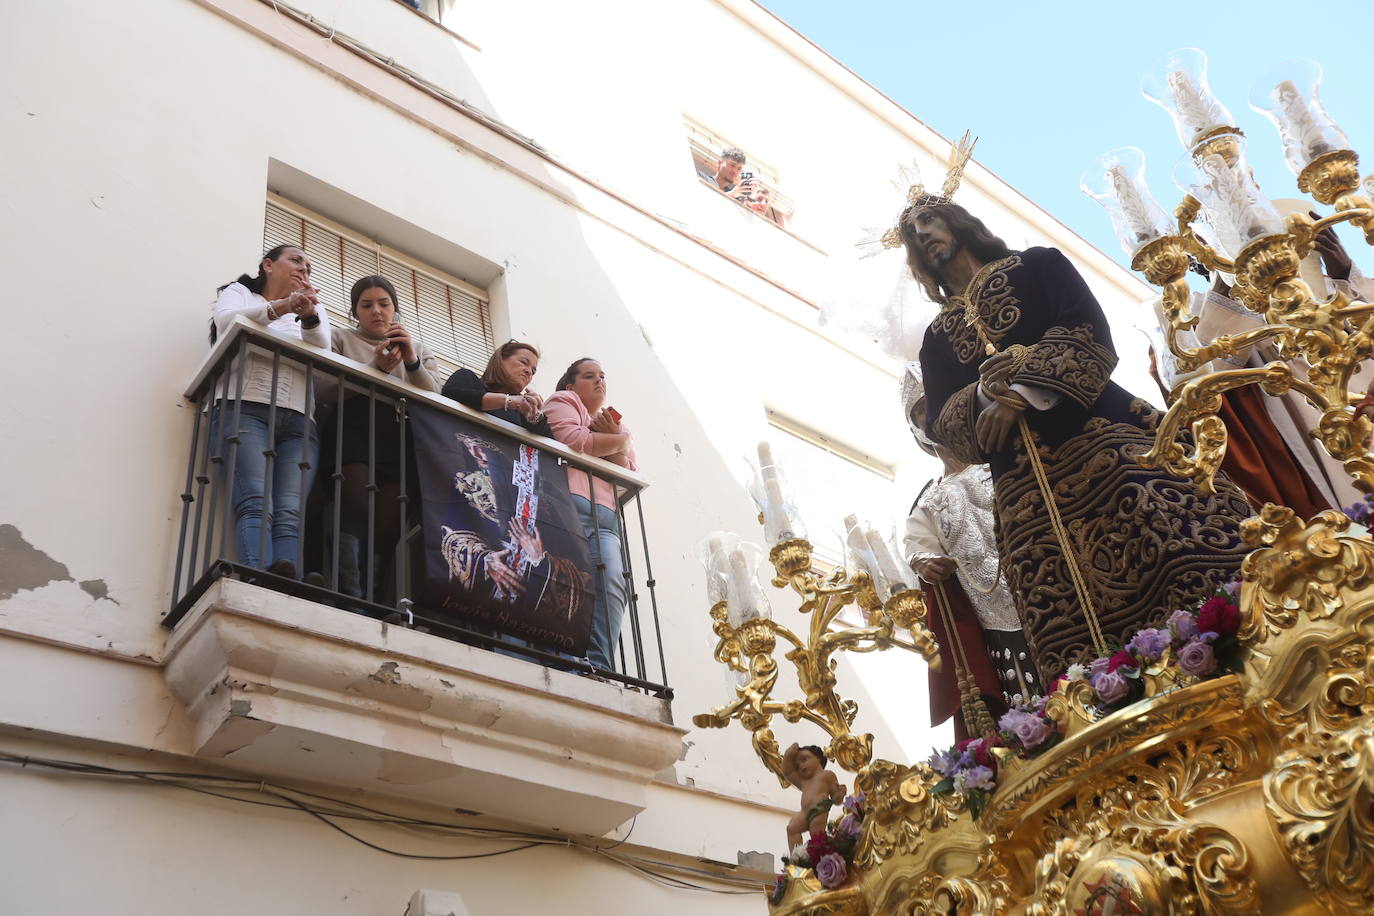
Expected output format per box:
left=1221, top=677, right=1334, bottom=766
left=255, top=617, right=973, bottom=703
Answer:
left=163, top=579, right=685, bottom=835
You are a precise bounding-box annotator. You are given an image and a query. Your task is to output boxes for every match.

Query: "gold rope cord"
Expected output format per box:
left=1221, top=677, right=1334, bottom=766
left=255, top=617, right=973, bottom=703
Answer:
left=950, top=291, right=1110, bottom=658
left=930, top=580, right=997, bottom=737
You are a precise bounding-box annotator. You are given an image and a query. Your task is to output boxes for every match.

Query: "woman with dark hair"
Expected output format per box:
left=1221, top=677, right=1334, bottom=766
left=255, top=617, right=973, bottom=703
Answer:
left=545, top=358, right=637, bottom=672
left=210, top=245, right=332, bottom=578
left=326, top=275, right=442, bottom=597
left=441, top=341, right=552, bottom=437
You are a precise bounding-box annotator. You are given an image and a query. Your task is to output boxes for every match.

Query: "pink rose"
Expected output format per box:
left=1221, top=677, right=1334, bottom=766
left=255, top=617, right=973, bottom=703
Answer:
left=1176, top=638, right=1217, bottom=676
left=1092, top=669, right=1130, bottom=704
left=1013, top=714, right=1055, bottom=750
left=815, top=852, right=848, bottom=889
left=1167, top=609, right=1199, bottom=641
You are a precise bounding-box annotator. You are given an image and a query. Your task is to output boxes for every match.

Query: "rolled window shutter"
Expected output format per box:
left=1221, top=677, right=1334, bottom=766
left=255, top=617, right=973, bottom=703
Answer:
left=262, top=199, right=492, bottom=368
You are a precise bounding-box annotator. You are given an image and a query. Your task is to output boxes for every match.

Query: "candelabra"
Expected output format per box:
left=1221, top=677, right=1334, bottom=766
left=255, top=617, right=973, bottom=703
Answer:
left=693, top=447, right=939, bottom=784
left=1084, top=54, right=1374, bottom=497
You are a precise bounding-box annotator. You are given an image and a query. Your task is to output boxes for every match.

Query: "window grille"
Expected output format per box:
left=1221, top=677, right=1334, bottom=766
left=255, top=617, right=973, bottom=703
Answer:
left=263, top=195, right=493, bottom=375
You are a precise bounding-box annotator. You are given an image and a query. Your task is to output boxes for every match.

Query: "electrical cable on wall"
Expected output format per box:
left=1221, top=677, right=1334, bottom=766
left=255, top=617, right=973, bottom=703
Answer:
left=0, top=752, right=760, bottom=895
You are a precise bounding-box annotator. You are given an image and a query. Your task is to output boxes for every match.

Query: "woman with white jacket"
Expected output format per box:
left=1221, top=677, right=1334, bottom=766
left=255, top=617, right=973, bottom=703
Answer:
left=210, top=244, right=331, bottom=579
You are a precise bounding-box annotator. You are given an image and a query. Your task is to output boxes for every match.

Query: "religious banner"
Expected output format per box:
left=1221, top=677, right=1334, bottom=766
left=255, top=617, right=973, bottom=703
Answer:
left=410, top=405, right=595, bottom=655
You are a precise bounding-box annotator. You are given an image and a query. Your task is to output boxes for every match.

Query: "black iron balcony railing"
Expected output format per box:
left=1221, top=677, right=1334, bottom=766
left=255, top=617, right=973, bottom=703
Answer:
left=168, top=317, right=669, bottom=697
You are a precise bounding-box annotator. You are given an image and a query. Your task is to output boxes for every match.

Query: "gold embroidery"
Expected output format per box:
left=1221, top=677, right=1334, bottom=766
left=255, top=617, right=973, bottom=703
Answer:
left=931, top=383, right=983, bottom=465
left=1010, top=324, right=1118, bottom=409
left=932, top=254, right=1023, bottom=364
left=993, top=420, right=1252, bottom=679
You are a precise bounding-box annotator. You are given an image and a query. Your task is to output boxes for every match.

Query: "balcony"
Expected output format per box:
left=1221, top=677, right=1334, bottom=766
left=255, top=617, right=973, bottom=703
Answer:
left=163, top=318, right=680, bottom=833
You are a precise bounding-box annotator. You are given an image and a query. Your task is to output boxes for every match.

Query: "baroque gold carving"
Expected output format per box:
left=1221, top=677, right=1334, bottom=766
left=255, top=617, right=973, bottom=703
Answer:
left=694, top=541, right=939, bottom=780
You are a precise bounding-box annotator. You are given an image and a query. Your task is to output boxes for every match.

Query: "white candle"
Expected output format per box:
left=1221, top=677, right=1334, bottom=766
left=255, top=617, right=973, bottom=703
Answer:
left=865, top=527, right=906, bottom=597
left=1109, top=165, right=1154, bottom=244
left=1274, top=79, right=1330, bottom=160
left=1167, top=69, right=1210, bottom=139
left=727, top=548, right=759, bottom=623
left=704, top=534, right=730, bottom=603
left=756, top=441, right=793, bottom=541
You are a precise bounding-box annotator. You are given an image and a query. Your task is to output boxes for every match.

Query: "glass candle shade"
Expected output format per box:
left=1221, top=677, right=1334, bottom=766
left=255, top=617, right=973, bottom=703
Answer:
left=1173, top=133, right=1284, bottom=260
left=1141, top=48, right=1236, bottom=150
left=696, top=530, right=741, bottom=605
left=1081, top=147, right=1174, bottom=256
left=748, top=447, right=806, bottom=546
left=1250, top=59, right=1349, bottom=176
left=722, top=540, right=770, bottom=627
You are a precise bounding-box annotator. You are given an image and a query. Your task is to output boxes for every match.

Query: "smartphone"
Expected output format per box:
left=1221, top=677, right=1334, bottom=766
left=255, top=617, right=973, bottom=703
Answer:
left=605, top=406, right=623, bottom=423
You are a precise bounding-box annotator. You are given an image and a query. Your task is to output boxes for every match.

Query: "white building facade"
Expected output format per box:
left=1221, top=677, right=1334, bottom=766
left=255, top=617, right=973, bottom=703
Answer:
left=0, top=1, right=1151, bottom=913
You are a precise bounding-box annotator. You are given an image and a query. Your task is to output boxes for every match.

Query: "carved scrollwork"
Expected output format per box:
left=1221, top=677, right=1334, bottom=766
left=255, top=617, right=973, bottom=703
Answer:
left=1239, top=505, right=1374, bottom=642
left=1264, top=720, right=1374, bottom=914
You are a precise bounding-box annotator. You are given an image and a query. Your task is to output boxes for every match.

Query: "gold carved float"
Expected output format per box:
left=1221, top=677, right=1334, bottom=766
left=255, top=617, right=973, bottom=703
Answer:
left=698, top=61, right=1374, bottom=915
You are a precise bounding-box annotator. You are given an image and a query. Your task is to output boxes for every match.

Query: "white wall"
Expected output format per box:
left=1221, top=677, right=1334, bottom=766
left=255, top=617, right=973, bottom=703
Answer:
left=0, top=0, right=1151, bottom=911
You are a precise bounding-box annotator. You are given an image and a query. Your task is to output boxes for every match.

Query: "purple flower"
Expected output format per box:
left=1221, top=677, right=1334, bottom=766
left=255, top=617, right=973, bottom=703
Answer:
left=836, top=813, right=862, bottom=839
left=1015, top=714, right=1055, bottom=749
left=1222, top=578, right=1242, bottom=600
left=1089, top=656, right=1111, bottom=677
left=927, top=749, right=957, bottom=777
left=842, top=792, right=865, bottom=816
left=1167, top=610, right=1199, bottom=642
left=962, top=765, right=995, bottom=791
left=998, top=707, right=1032, bottom=733
left=1176, top=638, right=1217, bottom=676
left=1126, top=627, right=1171, bottom=662
left=1092, top=669, right=1130, bottom=704
left=1343, top=497, right=1374, bottom=525
left=815, top=852, right=847, bottom=889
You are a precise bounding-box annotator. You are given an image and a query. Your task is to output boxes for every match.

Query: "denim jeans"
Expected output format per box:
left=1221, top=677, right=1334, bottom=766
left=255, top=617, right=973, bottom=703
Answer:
left=574, top=495, right=627, bottom=672
left=211, top=400, right=318, bottom=570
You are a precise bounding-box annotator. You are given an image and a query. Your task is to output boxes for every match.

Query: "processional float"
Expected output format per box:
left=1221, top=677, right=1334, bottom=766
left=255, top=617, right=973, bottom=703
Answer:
left=693, top=50, right=1374, bottom=915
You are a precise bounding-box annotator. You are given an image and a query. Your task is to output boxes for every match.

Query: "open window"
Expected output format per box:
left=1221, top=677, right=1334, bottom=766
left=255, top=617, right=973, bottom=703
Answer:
left=685, top=117, right=795, bottom=229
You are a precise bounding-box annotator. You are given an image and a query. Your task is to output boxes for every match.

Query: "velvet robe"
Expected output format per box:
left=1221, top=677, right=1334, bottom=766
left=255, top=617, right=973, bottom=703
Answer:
left=920, top=247, right=1253, bottom=679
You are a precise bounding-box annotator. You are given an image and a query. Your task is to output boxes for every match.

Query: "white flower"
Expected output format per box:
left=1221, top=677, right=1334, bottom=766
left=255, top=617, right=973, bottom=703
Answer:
left=952, top=770, right=968, bottom=794
left=1065, top=663, right=1089, bottom=682
left=788, top=844, right=811, bottom=868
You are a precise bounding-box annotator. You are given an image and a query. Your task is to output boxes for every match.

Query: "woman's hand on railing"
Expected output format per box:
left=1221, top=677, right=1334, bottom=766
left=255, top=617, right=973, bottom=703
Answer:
left=514, top=392, right=544, bottom=423
left=282, top=284, right=319, bottom=318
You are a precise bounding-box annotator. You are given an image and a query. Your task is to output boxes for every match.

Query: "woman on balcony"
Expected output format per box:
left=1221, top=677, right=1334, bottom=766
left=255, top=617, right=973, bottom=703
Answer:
left=210, top=245, right=332, bottom=579
left=545, top=358, right=637, bottom=673
left=441, top=341, right=552, bottom=437
left=326, top=275, right=442, bottom=598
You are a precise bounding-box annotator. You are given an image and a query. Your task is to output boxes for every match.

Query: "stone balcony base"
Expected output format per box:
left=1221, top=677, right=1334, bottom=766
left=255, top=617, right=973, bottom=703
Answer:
left=163, top=579, right=685, bottom=835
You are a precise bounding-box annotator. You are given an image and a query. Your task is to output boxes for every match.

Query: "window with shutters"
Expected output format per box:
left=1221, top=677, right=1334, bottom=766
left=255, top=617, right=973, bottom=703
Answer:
left=262, top=194, right=494, bottom=375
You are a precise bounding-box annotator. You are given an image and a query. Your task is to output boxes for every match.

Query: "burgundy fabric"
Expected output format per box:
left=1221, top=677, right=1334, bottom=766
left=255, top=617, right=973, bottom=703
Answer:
left=1217, top=385, right=1332, bottom=519
left=924, top=578, right=1006, bottom=732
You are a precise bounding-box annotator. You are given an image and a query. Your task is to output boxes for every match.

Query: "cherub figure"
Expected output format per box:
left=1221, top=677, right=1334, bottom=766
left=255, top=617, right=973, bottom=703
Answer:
left=783, top=742, right=845, bottom=850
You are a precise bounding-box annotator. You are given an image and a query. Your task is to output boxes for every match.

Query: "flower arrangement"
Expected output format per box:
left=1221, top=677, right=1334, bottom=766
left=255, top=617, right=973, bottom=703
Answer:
left=926, top=578, right=1245, bottom=815
left=928, top=734, right=1001, bottom=818
left=1059, top=581, right=1242, bottom=712
left=777, top=792, right=865, bottom=894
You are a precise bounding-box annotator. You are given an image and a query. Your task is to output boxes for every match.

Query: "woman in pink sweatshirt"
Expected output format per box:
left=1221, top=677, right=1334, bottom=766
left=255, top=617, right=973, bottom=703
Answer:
left=544, top=359, right=637, bottom=673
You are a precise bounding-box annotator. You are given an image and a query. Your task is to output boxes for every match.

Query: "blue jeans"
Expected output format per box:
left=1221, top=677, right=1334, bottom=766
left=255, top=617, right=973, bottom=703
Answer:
left=212, top=401, right=318, bottom=570
left=574, top=495, right=627, bottom=672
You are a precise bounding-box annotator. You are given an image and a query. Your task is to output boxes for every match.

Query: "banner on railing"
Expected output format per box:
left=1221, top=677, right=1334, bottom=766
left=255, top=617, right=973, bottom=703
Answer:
left=411, top=405, right=595, bottom=655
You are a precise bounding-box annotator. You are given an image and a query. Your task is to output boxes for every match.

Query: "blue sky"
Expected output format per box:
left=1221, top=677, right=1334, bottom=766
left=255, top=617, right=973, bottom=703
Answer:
left=762, top=0, right=1372, bottom=269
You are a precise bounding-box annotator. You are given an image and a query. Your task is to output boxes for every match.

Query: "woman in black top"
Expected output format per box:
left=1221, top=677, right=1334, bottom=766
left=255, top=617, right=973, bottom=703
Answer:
left=442, top=340, right=552, bottom=437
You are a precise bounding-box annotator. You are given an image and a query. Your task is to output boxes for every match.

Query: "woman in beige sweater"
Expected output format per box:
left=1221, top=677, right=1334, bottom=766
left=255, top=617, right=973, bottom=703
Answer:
left=326, top=275, right=442, bottom=598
